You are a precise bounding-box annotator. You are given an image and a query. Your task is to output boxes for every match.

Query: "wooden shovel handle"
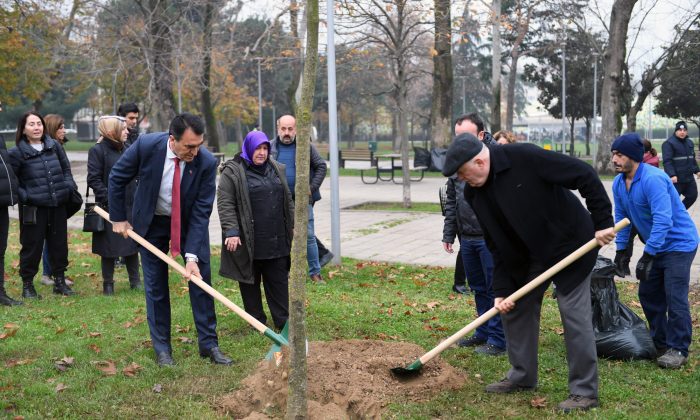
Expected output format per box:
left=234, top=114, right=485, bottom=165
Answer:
left=419, top=218, right=630, bottom=365
left=93, top=206, right=269, bottom=334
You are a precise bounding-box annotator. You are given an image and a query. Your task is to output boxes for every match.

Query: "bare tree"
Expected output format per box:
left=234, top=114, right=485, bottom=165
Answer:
left=200, top=0, right=222, bottom=150
left=430, top=0, right=452, bottom=148
left=596, top=0, right=638, bottom=174
left=338, top=0, right=432, bottom=207
left=286, top=0, right=319, bottom=417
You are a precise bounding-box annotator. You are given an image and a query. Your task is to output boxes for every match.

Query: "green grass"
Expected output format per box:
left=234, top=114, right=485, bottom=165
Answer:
left=2, top=226, right=699, bottom=418
left=346, top=201, right=442, bottom=213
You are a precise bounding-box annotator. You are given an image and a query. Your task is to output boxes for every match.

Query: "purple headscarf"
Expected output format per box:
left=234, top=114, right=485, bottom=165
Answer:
left=241, top=130, right=271, bottom=164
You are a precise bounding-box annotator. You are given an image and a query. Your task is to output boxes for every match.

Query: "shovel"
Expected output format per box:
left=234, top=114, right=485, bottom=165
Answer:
left=93, top=206, right=289, bottom=358
left=391, top=218, right=630, bottom=377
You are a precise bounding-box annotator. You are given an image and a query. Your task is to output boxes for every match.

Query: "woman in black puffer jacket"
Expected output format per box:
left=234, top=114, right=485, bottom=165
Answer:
left=8, top=111, right=77, bottom=298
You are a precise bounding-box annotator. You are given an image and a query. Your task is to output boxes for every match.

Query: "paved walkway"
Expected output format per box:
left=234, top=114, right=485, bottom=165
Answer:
left=21, top=152, right=698, bottom=284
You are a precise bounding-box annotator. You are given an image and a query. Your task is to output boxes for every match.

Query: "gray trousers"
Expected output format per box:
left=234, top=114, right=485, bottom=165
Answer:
left=502, top=274, right=598, bottom=398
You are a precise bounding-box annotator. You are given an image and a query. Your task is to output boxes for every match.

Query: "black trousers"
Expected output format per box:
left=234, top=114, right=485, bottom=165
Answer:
left=18, top=205, right=68, bottom=280
left=0, top=207, right=8, bottom=282
left=674, top=181, right=697, bottom=209
left=238, top=256, right=290, bottom=330
left=101, top=254, right=140, bottom=284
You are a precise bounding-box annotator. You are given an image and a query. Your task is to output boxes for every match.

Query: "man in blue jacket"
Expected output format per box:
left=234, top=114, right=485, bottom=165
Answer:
left=109, top=113, right=232, bottom=367
left=612, top=132, right=699, bottom=369
left=661, top=121, right=700, bottom=208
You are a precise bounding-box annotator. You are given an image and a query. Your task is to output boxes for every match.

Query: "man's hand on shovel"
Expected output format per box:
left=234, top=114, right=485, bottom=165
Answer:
left=595, top=227, right=616, bottom=247
left=185, top=260, right=201, bottom=280
left=494, top=297, right=515, bottom=314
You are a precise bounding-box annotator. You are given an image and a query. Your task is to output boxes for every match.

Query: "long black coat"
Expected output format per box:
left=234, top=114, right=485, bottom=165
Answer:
left=0, top=135, right=19, bottom=207
left=464, top=143, right=613, bottom=297
left=87, top=139, right=138, bottom=257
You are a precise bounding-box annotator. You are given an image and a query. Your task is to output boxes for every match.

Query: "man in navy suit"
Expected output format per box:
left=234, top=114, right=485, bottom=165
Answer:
left=109, top=113, right=232, bottom=366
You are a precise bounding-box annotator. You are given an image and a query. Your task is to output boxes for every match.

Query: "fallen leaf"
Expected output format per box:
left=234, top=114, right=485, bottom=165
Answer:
left=5, top=359, right=34, bottom=368
left=122, top=362, right=142, bottom=377
left=55, top=327, right=66, bottom=334
left=530, top=396, right=547, bottom=408
left=413, top=279, right=427, bottom=287
left=80, top=262, right=91, bottom=268
left=629, top=300, right=642, bottom=308
left=55, top=383, right=68, bottom=393
left=88, top=344, right=101, bottom=354
left=11, top=259, right=19, bottom=269
left=425, top=301, right=440, bottom=309
left=55, top=357, right=74, bottom=372
left=327, top=270, right=339, bottom=279
left=89, top=332, right=101, bottom=338
left=177, top=336, right=193, bottom=344
left=152, top=383, right=163, bottom=393
left=96, top=361, right=117, bottom=376
left=357, top=283, right=377, bottom=288
left=175, top=325, right=190, bottom=333
left=553, top=327, right=564, bottom=335
left=4, top=323, right=18, bottom=329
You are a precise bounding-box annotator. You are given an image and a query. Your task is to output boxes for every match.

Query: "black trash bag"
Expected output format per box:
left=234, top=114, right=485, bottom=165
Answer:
left=429, top=147, right=447, bottom=172
left=413, top=147, right=431, bottom=168
left=590, top=256, right=656, bottom=360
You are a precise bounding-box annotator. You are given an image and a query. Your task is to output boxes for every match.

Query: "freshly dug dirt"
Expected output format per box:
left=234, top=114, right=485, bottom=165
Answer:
left=217, top=339, right=466, bottom=419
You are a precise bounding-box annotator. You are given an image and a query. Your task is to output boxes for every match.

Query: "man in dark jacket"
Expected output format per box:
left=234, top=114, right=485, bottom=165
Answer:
left=0, top=134, right=22, bottom=306
left=117, top=102, right=140, bottom=144
left=443, top=134, right=615, bottom=413
left=270, top=115, right=328, bottom=283
left=662, top=121, right=700, bottom=208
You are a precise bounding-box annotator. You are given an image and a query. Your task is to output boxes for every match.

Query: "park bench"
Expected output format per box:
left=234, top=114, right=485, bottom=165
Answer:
left=339, top=149, right=379, bottom=184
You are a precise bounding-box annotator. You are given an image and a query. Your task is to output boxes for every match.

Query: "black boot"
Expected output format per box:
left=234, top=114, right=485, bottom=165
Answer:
left=53, top=275, right=75, bottom=296
left=103, top=281, right=114, bottom=296
left=22, top=278, right=41, bottom=299
left=0, top=280, right=23, bottom=306
left=129, top=278, right=142, bottom=290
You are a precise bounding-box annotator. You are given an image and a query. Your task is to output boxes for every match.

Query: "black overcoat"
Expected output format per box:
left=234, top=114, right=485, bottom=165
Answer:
left=464, top=143, right=614, bottom=297
left=87, top=139, right=138, bottom=257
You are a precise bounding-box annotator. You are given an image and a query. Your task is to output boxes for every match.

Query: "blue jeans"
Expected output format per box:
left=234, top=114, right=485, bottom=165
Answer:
left=42, top=241, right=51, bottom=276
left=638, top=249, right=696, bottom=356
left=460, top=238, right=506, bottom=349
left=307, top=204, right=321, bottom=276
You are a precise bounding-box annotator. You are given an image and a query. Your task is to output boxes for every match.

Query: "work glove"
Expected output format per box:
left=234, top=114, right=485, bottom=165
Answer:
left=635, top=252, right=654, bottom=282
left=614, top=250, right=627, bottom=277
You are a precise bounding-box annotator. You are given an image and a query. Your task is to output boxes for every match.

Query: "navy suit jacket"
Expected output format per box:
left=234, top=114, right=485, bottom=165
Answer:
left=108, top=132, right=216, bottom=262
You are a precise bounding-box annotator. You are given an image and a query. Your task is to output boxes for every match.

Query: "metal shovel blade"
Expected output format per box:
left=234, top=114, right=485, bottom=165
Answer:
left=265, top=322, right=289, bottom=360
left=390, top=359, right=423, bottom=378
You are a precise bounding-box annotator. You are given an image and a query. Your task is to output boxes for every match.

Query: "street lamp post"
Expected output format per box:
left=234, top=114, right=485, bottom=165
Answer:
left=257, top=58, right=263, bottom=131
left=592, top=52, right=599, bottom=166
left=561, top=41, right=567, bottom=154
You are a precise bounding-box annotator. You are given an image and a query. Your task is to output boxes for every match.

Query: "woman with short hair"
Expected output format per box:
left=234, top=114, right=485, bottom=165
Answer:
left=8, top=111, right=77, bottom=297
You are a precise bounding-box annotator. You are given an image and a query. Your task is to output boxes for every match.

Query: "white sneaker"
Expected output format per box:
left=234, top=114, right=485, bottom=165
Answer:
left=40, top=275, right=54, bottom=286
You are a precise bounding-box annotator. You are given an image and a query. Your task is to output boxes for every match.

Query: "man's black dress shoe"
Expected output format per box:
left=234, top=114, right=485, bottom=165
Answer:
left=452, top=284, right=469, bottom=295
left=200, top=346, right=233, bottom=365
left=156, top=352, right=174, bottom=366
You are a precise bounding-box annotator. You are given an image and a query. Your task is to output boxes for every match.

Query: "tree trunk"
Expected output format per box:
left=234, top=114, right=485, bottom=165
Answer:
left=287, top=0, right=301, bottom=113
left=490, top=0, right=502, bottom=132
left=430, top=0, right=453, bottom=148
left=569, top=118, right=575, bottom=156
left=286, top=0, right=318, bottom=417
left=201, top=0, right=221, bottom=151
left=626, top=77, right=655, bottom=133
left=505, top=50, right=519, bottom=131
left=584, top=118, right=591, bottom=156
left=597, top=0, right=638, bottom=174
left=147, top=0, right=177, bottom=131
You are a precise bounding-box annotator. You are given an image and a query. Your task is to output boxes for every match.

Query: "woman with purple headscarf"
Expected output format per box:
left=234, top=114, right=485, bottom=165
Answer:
left=216, top=131, right=294, bottom=330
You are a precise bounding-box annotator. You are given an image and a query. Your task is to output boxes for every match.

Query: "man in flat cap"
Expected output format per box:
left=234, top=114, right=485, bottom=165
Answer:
left=662, top=121, right=700, bottom=209
left=612, top=133, right=698, bottom=369
left=442, top=135, right=615, bottom=412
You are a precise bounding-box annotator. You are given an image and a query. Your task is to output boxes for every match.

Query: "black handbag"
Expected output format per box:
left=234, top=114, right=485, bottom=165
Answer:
left=66, top=188, right=83, bottom=218
left=82, top=187, right=105, bottom=232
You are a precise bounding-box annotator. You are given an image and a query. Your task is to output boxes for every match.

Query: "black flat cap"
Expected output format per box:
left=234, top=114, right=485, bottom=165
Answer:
left=442, top=133, right=484, bottom=177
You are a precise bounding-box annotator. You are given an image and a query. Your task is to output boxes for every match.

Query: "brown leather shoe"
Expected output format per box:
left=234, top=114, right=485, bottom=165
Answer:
left=558, top=395, right=599, bottom=413
left=484, top=379, right=534, bottom=393
left=310, top=274, right=326, bottom=284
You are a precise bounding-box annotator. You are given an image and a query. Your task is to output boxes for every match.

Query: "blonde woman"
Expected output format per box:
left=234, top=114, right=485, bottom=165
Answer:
left=87, top=116, right=140, bottom=295
left=493, top=130, right=516, bottom=145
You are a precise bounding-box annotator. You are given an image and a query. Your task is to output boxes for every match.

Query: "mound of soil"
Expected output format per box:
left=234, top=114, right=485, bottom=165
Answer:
left=217, top=339, right=466, bottom=419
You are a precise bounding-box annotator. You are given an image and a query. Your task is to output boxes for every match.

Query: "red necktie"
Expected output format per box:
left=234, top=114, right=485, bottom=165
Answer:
left=170, top=157, right=181, bottom=257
